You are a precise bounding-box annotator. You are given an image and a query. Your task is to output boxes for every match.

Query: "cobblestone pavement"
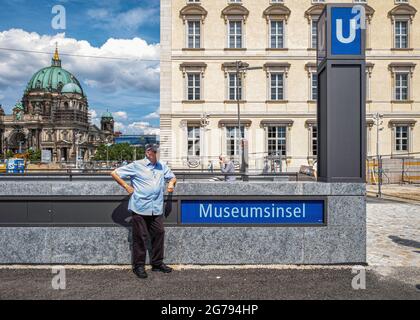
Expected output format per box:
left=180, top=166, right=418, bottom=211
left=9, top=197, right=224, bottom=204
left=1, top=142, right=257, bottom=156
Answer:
left=367, top=199, right=420, bottom=268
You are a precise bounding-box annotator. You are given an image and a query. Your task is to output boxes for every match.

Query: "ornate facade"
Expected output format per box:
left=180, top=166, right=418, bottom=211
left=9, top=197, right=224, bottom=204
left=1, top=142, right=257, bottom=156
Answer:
left=0, top=47, right=114, bottom=162
left=161, top=0, right=420, bottom=171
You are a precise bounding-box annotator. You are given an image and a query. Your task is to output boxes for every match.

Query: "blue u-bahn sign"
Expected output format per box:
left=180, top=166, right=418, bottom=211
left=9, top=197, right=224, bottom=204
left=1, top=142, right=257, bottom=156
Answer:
left=331, top=7, right=362, bottom=55
left=181, top=200, right=325, bottom=225
left=318, top=4, right=365, bottom=64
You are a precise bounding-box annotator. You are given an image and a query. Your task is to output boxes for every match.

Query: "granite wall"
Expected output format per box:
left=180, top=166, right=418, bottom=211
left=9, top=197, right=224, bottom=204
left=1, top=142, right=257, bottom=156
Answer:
left=0, top=179, right=366, bottom=264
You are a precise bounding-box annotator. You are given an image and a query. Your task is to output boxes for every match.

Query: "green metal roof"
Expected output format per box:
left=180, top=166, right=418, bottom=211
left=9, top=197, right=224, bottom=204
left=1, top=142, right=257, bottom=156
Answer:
left=25, top=66, right=83, bottom=95
left=101, top=111, right=114, bottom=119
left=61, top=83, right=83, bottom=94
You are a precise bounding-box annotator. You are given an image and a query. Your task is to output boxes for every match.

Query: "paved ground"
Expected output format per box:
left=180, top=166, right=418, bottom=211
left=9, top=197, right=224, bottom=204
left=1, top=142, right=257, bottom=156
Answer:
left=367, top=184, right=420, bottom=204
left=0, top=266, right=419, bottom=300
left=0, top=196, right=419, bottom=300
left=367, top=199, right=420, bottom=268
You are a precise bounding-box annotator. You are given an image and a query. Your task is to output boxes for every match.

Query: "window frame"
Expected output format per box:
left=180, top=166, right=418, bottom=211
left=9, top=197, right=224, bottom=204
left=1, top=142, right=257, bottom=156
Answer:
left=186, top=19, right=201, bottom=49
left=187, top=125, right=201, bottom=157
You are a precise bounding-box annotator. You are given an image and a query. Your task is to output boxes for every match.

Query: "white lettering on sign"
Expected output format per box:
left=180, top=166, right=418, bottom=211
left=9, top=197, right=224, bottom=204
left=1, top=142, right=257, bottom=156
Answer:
left=199, top=203, right=307, bottom=219
left=336, top=19, right=357, bottom=44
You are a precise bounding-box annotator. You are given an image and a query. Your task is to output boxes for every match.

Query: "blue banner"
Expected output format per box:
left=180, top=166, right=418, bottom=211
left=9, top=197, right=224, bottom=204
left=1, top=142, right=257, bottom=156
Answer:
left=181, top=200, right=324, bottom=225
left=331, top=7, right=362, bottom=55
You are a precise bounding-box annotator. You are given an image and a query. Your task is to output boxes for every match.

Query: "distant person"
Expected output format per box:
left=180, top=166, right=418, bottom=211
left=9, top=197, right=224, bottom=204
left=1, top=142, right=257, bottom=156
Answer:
left=219, top=155, right=235, bottom=182
left=111, top=144, right=177, bottom=279
left=207, top=160, right=214, bottom=173
left=263, top=159, right=270, bottom=174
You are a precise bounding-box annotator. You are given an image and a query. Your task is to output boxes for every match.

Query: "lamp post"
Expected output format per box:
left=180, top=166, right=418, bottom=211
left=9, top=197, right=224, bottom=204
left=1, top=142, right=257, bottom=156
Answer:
left=373, top=113, right=384, bottom=197
left=200, top=112, right=209, bottom=171
left=234, top=61, right=263, bottom=178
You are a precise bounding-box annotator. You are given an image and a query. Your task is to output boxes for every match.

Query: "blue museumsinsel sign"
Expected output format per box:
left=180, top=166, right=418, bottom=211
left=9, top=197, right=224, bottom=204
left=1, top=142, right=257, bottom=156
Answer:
left=181, top=200, right=325, bottom=225
left=331, top=7, right=362, bottom=56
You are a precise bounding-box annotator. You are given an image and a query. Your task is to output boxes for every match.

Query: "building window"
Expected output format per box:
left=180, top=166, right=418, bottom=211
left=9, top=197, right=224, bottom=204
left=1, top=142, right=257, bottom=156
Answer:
left=187, top=20, right=201, bottom=49
left=187, top=73, right=201, bottom=101
left=267, top=126, right=286, bottom=157
left=394, top=20, right=408, bottom=49
left=187, top=126, right=200, bottom=156
left=270, top=73, right=284, bottom=101
left=395, top=126, right=409, bottom=151
left=228, top=73, right=242, bottom=100
left=226, top=126, right=244, bottom=157
left=312, top=126, right=318, bottom=157
left=395, top=73, right=409, bottom=101
left=311, top=73, right=318, bottom=100
left=311, top=20, right=318, bottom=49
left=228, top=20, right=243, bottom=49
left=188, top=0, right=200, bottom=3
left=270, top=20, right=284, bottom=49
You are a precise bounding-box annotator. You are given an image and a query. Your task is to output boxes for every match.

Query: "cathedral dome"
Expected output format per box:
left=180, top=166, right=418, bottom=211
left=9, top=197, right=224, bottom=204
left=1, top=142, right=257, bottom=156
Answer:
left=25, top=47, right=84, bottom=95
left=61, top=83, right=83, bottom=94
left=101, top=111, right=114, bottom=119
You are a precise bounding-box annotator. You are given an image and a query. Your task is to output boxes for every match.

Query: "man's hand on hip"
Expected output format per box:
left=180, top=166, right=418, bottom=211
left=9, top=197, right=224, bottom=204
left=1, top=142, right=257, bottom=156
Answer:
left=125, top=185, right=135, bottom=194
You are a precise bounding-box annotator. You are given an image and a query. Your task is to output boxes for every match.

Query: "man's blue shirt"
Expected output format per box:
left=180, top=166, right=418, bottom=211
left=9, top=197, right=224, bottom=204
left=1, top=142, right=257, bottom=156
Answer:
left=115, top=158, right=175, bottom=216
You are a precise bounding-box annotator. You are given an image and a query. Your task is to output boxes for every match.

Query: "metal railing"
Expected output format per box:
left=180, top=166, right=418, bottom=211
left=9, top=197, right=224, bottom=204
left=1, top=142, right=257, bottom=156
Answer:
left=0, top=169, right=300, bottom=182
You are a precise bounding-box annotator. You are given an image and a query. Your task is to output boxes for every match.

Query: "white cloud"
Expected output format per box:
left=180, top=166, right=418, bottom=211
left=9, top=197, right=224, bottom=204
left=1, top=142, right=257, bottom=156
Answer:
left=126, top=121, right=160, bottom=135
left=89, top=109, right=97, bottom=119
left=87, top=7, right=159, bottom=32
left=113, top=111, right=128, bottom=120
left=0, top=29, right=160, bottom=96
left=88, top=109, right=100, bottom=127
left=143, top=111, right=159, bottom=120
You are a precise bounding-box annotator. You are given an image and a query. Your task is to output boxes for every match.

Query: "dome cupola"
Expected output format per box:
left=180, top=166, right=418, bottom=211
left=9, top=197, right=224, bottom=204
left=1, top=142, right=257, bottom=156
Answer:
left=25, top=45, right=84, bottom=95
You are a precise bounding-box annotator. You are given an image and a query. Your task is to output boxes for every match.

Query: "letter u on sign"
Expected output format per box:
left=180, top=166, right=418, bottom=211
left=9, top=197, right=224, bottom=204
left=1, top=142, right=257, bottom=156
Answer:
left=336, top=19, right=356, bottom=44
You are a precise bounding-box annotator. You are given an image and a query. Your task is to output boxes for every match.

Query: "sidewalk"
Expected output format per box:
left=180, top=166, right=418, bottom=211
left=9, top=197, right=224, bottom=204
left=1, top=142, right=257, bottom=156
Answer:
left=367, top=184, right=420, bottom=204
left=0, top=197, right=419, bottom=299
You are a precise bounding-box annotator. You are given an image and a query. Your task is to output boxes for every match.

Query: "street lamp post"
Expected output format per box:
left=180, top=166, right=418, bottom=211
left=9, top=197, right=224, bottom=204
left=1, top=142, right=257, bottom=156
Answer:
left=234, top=61, right=263, bottom=179
left=373, top=113, right=384, bottom=197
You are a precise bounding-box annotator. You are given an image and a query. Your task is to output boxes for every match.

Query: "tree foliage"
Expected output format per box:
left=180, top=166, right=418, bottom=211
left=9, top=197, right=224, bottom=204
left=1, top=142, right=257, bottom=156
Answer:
left=93, top=143, right=145, bottom=161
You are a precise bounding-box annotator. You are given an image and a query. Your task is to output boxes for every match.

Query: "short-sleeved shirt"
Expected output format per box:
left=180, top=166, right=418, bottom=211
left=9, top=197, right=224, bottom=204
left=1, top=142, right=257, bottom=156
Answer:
left=115, top=158, right=176, bottom=216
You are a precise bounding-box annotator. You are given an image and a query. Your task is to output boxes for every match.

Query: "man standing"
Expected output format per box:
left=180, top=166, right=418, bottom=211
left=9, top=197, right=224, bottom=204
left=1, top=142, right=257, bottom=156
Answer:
left=219, top=155, right=236, bottom=182
left=111, top=144, right=176, bottom=279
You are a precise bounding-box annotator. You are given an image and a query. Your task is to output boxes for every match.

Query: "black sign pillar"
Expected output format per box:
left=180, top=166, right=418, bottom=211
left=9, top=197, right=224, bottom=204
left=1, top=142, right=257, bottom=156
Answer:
left=317, top=4, right=366, bottom=183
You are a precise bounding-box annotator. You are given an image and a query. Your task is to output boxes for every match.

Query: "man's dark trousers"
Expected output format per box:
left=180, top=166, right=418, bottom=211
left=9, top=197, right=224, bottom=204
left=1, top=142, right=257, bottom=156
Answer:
left=131, top=213, right=165, bottom=267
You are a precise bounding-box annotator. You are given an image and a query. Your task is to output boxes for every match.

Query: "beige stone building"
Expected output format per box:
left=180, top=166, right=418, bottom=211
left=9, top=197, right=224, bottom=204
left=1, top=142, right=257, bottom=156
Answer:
left=160, top=0, right=420, bottom=172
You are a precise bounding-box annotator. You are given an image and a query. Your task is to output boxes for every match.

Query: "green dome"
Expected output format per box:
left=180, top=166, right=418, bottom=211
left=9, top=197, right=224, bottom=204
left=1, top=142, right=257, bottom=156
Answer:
left=101, top=111, right=114, bottom=119
left=26, top=66, right=83, bottom=94
left=61, top=83, right=83, bottom=94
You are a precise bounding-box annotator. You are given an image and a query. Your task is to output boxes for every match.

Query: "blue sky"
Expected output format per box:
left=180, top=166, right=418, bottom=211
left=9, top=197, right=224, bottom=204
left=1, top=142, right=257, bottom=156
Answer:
left=0, top=0, right=161, bottom=134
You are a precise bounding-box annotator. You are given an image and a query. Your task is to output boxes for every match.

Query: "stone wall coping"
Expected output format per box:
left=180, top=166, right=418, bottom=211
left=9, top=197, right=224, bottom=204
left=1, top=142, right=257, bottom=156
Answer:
left=0, top=180, right=366, bottom=197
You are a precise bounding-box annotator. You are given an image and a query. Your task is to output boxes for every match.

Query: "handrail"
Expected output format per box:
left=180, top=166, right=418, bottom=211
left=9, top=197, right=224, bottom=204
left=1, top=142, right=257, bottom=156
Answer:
left=0, top=171, right=300, bottom=182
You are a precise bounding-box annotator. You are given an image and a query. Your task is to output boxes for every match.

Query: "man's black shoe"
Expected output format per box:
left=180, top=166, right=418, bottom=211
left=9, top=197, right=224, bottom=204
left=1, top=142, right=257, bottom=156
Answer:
left=152, top=263, right=173, bottom=273
left=133, top=266, right=148, bottom=279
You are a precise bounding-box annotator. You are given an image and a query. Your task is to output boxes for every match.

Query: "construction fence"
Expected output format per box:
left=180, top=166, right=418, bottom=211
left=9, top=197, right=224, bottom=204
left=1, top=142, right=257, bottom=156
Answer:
left=367, top=156, right=420, bottom=185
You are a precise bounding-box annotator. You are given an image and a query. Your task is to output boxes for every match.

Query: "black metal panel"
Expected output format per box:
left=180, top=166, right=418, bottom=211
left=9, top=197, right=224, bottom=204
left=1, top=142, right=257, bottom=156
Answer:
left=0, top=196, right=179, bottom=227
left=0, top=202, right=27, bottom=223
left=28, top=202, right=52, bottom=222
left=0, top=195, right=326, bottom=227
